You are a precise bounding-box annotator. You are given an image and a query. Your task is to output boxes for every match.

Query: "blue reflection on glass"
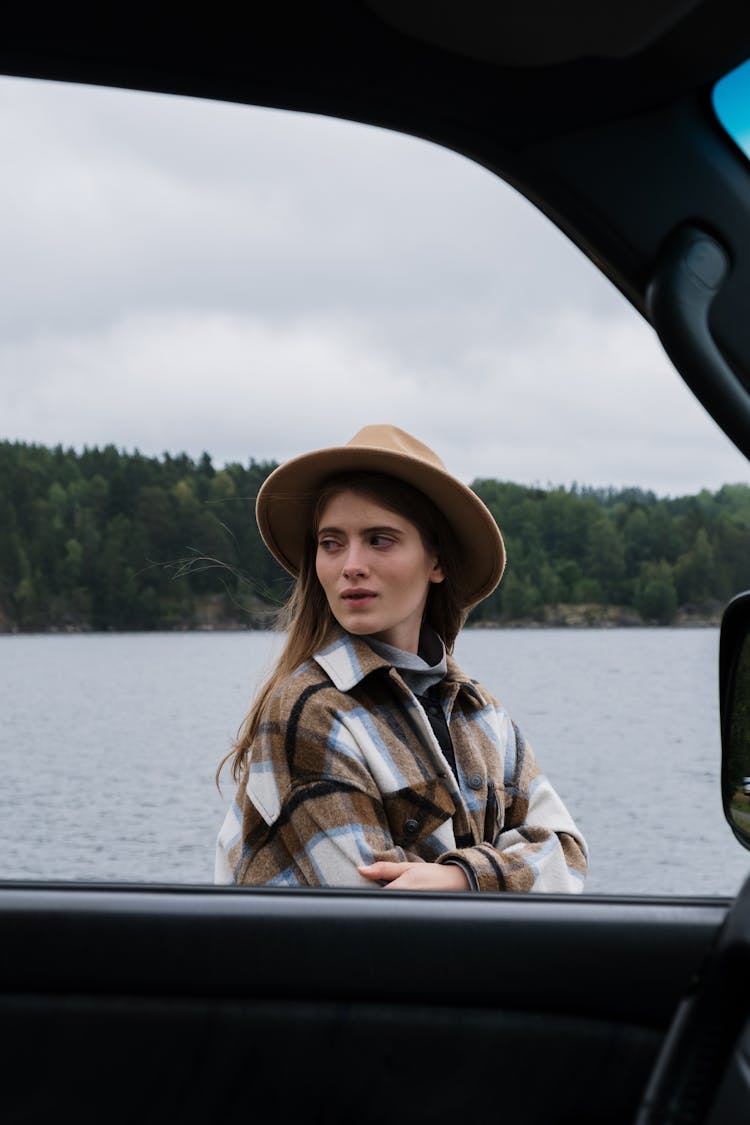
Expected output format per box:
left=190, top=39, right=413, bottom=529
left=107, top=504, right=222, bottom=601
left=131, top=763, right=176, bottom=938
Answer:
left=713, top=58, right=750, bottom=160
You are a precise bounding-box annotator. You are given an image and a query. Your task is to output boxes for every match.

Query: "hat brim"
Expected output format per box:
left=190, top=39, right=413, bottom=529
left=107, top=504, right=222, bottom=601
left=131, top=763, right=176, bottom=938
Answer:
left=256, top=444, right=505, bottom=609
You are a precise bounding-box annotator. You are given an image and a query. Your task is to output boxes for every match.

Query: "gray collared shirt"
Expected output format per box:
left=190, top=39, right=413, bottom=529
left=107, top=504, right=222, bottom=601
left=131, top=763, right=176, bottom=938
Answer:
left=364, top=628, right=447, bottom=696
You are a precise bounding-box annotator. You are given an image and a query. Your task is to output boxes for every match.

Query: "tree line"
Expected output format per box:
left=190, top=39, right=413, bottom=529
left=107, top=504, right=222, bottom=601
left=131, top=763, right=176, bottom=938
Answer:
left=1, top=440, right=748, bottom=631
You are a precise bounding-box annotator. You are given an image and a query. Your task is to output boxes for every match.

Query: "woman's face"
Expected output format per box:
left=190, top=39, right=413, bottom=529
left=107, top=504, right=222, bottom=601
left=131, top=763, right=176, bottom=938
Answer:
left=315, top=489, right=445, bottom=653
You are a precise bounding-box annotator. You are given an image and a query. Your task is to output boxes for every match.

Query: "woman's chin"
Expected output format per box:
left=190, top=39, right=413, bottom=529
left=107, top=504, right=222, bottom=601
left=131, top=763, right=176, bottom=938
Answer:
left=337, top=616, right=378, bottom=637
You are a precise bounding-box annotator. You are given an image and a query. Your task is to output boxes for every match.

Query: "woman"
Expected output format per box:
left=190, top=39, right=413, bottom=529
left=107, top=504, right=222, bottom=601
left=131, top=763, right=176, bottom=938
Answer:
left=215, top=424, right=587, bottom=892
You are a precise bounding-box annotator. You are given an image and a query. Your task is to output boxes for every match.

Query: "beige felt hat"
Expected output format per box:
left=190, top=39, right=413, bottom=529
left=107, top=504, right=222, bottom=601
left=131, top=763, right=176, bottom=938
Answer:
left=255, top=424, right=505, bottom=608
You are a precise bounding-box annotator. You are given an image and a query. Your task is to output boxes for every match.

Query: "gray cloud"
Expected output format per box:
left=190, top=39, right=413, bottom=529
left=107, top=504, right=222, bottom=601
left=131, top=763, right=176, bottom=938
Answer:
left=0, top=74, right=746, bottom=495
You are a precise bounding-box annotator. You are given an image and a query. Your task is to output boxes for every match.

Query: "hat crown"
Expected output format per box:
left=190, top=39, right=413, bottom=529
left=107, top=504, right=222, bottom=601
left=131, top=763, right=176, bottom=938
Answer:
left=346, top=424, right=446, bottom=471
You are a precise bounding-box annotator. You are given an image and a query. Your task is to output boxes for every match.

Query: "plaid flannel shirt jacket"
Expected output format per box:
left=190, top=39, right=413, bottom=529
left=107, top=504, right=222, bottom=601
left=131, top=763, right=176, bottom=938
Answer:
left=215, top=629, right=588, bottom=892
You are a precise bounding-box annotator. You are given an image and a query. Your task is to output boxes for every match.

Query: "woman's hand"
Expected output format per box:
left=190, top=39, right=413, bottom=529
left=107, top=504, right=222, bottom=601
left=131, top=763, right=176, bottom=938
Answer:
left=358, top=860, right=470, bottom=891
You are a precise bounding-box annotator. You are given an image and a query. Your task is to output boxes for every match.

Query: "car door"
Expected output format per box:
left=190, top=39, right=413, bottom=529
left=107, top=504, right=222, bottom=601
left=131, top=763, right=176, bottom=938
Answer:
left=2, top=5, right=750, bottom=1124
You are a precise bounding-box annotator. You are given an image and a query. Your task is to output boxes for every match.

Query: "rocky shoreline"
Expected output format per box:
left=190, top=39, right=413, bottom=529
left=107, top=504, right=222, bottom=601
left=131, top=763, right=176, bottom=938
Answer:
left=480, top=603, right=723, bottom=629
left=0, top=601, right=724, bottom=634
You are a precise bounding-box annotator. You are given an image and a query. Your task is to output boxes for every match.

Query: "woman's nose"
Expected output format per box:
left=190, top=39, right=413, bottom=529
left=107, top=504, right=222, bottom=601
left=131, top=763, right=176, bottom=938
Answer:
left=342, top=548, right=368, bottom=577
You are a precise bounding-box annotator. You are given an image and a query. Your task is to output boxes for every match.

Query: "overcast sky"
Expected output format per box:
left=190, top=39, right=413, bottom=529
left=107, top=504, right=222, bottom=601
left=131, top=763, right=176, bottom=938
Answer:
left=1, top=73, right=747, bottom=496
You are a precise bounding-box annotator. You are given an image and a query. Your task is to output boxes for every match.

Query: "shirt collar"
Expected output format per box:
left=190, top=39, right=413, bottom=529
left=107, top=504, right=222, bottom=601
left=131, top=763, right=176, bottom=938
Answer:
left=313, top=626, right=485, bottom=705
left=313, top=628, right=392, bottom=691
left=365, top=629, right=446, bottom=676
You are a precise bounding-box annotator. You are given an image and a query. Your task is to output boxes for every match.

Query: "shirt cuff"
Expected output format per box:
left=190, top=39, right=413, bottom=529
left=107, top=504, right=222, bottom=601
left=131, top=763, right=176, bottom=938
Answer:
left=437, top=856, right=479, bottom=891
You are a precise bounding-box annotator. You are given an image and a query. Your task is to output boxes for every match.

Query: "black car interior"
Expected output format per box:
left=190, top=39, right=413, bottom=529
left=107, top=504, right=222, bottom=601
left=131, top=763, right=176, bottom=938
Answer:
left=3, top=4, right=750, bottom=1122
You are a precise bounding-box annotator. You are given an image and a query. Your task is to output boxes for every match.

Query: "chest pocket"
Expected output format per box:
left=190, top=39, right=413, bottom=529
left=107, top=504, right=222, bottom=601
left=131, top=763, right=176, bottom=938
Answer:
left=382, top=778, right=456, bottom=848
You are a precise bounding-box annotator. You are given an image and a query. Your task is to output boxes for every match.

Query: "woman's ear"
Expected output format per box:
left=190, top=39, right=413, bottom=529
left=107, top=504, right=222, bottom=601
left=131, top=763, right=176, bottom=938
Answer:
left=430, top=558, right=446, bottom=584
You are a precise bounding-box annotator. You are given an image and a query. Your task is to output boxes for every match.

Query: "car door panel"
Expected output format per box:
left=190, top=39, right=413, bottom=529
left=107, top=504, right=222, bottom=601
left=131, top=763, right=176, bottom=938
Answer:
left=0, top=886, right=729, bottom=1124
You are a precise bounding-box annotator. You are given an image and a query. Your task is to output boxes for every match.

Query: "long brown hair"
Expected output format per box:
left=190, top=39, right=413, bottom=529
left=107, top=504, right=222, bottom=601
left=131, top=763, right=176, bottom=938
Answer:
left=221, top=471, right=467, bottom=782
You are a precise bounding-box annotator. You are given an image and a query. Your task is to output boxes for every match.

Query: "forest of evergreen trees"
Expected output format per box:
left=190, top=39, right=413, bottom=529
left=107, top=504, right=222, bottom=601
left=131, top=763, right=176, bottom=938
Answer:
left=1, top=439, right=749, bottom=631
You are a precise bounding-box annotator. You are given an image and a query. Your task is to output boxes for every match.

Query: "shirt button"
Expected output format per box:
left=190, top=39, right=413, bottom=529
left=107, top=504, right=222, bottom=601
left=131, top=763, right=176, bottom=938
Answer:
left=404, top=818, right=420, bottom=836
left=468, top=774, right=483, bottom=790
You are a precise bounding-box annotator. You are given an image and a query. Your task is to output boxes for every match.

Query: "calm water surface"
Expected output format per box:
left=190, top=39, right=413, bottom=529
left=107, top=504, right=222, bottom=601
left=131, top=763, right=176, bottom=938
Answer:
left=1, top=628, right=748, bottom=896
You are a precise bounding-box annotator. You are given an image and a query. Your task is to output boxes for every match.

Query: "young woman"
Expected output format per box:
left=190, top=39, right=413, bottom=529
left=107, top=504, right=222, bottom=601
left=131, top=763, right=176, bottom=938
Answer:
left=215, top=424, right=587, bottom=892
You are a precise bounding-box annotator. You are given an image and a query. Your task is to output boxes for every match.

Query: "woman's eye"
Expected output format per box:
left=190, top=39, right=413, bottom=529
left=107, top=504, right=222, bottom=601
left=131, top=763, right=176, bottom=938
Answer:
left=317, top=538, right=340, bottom=552
left=370, top=534, right=395, bottom=547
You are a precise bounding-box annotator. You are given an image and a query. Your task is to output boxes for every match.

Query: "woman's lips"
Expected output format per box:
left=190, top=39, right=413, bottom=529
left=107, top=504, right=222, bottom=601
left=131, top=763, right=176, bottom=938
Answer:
left=341, top=588, right=377, bottom=603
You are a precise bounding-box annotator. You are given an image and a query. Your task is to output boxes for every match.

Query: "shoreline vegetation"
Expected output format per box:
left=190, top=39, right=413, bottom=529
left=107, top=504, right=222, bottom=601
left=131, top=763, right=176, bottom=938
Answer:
left=1, top=440, right=745, bottom=634
left=0, top=598, right=723, bottom=635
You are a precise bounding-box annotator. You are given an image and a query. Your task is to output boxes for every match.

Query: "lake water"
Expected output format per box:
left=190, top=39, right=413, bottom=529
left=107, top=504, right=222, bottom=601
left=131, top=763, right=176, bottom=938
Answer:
left=1, top=628, right=748, bottom=897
